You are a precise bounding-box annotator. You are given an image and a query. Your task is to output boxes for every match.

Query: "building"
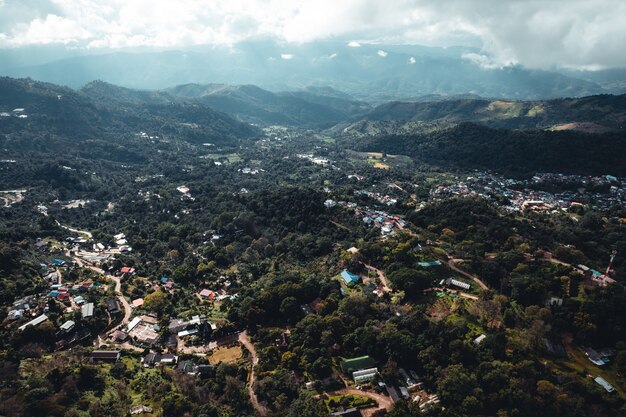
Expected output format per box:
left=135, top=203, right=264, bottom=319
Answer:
left=341, top=270, right=360, bottom=287
left=446, top=278, right=471, bottom=291
left=60, top=320, right=75, bottom=332
left=353, top=367, right=378, bottom=384
left=199, top=289, right=215, bottom=300
left=18, top=314, right=48, bottom=331
left=340, top=356, right=377, bottom=374
left=473, top=334, right=487, bottom=345
left=91, top=350, right=121, bottom=363
left=594, top=376, right=615, bottom=393
left=106, top=298, right=121, bottom=314
left=81, top=302, right=95, bottom=318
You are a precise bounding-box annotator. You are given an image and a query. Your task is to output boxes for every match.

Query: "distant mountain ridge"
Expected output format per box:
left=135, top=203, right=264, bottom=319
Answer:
left=1, top=41, right=620, bottom=101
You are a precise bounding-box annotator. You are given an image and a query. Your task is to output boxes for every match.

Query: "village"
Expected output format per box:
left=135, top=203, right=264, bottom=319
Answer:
left=430, top=171, right=625, bottom=214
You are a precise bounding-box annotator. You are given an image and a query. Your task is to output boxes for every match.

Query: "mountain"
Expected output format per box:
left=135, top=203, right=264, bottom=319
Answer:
left=0, top=77, right=259, bottom=149
left=349, top=94, right=626, bottom=132
left=165, top=83, right=371, bottom=127
left=0, top=41, right=615, bottom=101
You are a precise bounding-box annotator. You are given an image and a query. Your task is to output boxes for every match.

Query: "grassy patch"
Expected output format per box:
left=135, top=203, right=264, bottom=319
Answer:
left=208, top=345, right=243, bottom=365
left=324, top=394, right=377, bottom=412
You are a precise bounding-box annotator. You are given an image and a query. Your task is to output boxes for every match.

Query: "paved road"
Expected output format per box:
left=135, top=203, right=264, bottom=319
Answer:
left=325, top=389, right=393, bottom=417
left=239, top=331, right=267, bottom=417
left=447, top=258, right=489, bottom=290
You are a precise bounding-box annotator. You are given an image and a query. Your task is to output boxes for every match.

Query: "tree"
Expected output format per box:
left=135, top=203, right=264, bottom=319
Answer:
left=287, top=393, right=327, bottom=417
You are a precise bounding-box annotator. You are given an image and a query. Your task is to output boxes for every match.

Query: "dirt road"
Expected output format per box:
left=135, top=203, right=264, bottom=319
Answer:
left=447, top=259, right=489, bottom=290
left=364, top=264, right=392, bottom=293
left=239, top=331, right=267, bottom=416
left=325, top=389, right=393, bottom=417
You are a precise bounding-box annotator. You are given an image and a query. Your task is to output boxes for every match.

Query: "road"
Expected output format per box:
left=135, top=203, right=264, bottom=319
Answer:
left=239, top=331, right=267, bottom=417
left=447, top=258, right=489, bottom=290
left=364, top=264, right=392, bottom=293
left=55, top=220, right=93, bottom=239
left=86, top=264, right=132, bottom=326
left=325, top=389, right=393, bottom=417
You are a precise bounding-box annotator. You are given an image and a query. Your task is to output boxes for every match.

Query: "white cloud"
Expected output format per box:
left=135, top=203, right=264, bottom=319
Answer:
left=329, top=52, right=337, bottom=59
left=0, top=0, right=624, bottom=69
left=377, top=49, right=388, bottom=57
left=461, top=52, right=511, bottom=69
left=280, top=53, right=294, bottom=60
left=409, top=56, right=416, bottom=64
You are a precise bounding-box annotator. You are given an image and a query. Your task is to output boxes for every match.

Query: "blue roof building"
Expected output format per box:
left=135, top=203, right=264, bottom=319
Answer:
left=341, top=270, right=360, bottom=287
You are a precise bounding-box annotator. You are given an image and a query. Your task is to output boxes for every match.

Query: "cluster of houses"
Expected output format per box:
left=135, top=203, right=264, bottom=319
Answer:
left=429, top=171, right=625, bottom=214
left=354, top=190, right=398, bottom=206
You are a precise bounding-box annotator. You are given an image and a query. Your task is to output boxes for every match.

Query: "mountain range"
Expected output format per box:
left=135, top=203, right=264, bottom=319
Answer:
left=2, top=41, right=625, bottom=101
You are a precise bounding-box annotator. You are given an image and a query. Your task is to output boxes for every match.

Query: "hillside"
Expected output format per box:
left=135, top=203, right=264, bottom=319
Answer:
left=165, top=83, right=371, bottom=127
left=0, top=77, right=259, bottom=148
left=357, top=94, right=626, bottom=131
left=347, top=122, right=626, bottom=176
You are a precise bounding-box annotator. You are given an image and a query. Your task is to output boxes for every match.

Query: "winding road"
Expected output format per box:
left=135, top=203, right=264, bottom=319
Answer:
left=239, top=331, right=267, bottom=416
left=447, top=258, right=489, bottom=290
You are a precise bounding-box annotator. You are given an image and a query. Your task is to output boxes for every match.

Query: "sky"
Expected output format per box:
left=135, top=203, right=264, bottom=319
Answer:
left=0, top=0, right=625, bottom=70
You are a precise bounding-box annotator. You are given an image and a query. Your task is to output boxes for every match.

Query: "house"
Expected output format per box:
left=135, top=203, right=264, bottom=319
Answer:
left=473, top=334, right=487, bottom=345
left=132, top=298, right=144, bottom=308
left=52, top=259, right=66, bottom=266
left=7, top=310, right=23, bottom=320
left=199, top=289, right=215, bottom=300
left=91, top=350, right=121, bottom=363
left=18, top=314, right=48, bottom=331
left=60, top=320, right=75, bottom=332
left=168, top=319, right=187, bottom=334
left=74, top=295, right=86, bottom=305
left=81, top=303, right=95, bottom=318
left=106, top=298, right=120, bottom=314
left=341, top=270, right=360, bottom=287
left=594, top=376, right=615, bottom=393
left=142, top=352, right=178, bottom=367
left=111, top=330, right=128, bottom=342
left=120, top=267, right=135, bottom=275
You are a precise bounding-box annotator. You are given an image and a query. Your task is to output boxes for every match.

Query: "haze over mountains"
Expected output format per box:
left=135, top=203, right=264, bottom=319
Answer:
left=2, top=41, right=625, bottom=102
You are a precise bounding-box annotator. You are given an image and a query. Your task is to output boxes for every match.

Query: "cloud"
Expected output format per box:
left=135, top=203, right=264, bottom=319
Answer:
left=280, top=53, right=294, bottom=60
left=0, top=0, right=624, bottom=69
left=409, top=56, right=416, bottom=64
left=377, top=49, right=388, bottom=57
left=461, top=52, right=509, bottom=69
left=329, top=52, right=337, bottom=59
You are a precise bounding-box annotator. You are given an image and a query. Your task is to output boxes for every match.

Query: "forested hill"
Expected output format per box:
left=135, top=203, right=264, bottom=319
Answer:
left=359, top=94, right=626, bottom=131
left=349, top=122, right=626, bottom=176
left=0, top=77, right=259, bottom=145
left=165, top=83, right=372, bottom=127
